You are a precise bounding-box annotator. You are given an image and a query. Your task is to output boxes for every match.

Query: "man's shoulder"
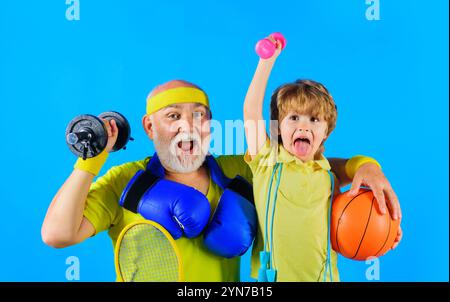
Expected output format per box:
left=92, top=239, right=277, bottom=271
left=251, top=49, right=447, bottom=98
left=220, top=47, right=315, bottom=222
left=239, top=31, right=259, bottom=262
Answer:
left=114, top=156, right=150, bottom=171
left=215, top=154, right=244, bottom=161
left=214, top=154, right=252, bottom=182
left=101, top=156, right=152, bottom=182
left=214, top=154, right=245, bottom=169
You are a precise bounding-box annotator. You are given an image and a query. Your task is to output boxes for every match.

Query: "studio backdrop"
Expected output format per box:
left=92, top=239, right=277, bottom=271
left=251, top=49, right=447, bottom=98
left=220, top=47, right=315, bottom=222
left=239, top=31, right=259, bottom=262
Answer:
left=0, top=0, right=448, bottom=281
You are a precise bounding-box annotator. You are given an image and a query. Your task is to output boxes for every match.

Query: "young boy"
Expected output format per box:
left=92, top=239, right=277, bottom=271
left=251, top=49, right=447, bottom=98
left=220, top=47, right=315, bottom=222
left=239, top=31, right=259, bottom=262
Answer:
left=243, top=36, right=339, bottom=281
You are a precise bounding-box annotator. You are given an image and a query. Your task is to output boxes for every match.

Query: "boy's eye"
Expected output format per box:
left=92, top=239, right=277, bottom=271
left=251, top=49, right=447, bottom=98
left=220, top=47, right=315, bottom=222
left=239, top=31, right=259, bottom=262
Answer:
left=311, top=117, right=320, bottom=122
left=290, top=115, right=299, bottom=121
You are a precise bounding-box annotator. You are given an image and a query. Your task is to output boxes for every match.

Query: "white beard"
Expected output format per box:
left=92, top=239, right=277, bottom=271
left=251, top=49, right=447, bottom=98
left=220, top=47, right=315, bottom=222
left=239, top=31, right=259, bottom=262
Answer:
left=153, top=130, right=210, bottom=174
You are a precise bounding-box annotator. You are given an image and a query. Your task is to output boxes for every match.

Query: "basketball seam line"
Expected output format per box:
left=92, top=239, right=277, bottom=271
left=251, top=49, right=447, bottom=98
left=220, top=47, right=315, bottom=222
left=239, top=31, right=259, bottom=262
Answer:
left=375, top=210, right=392, bottom=257
left=351, top=197, right=374, bottom=260
left=335, top=189, right=371, bottom=256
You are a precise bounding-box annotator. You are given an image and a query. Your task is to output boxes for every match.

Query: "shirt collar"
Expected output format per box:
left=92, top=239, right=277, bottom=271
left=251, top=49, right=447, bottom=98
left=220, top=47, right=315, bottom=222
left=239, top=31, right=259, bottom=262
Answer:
left=277, top=144, right=331, bottom=171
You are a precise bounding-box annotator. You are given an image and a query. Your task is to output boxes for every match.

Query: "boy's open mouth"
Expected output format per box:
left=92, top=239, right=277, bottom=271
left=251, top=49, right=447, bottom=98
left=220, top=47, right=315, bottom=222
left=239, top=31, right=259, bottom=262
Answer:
left=294, top=137, right=310, bottom=145
left=293, top=137, right=311, bottom=157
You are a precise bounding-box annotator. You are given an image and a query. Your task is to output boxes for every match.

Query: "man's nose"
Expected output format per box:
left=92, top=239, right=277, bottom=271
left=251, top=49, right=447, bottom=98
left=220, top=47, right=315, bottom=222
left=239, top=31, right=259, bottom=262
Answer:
left=177, top=118, right=191, bottom=133
left=177, top=114, right=199, bottom=133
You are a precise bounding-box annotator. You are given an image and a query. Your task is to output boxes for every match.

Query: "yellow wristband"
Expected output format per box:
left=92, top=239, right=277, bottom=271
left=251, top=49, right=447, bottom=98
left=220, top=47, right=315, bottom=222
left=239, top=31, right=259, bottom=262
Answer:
left=74, top=149, right=109, bottom=176
left=345, top=155, right=382, bottom=179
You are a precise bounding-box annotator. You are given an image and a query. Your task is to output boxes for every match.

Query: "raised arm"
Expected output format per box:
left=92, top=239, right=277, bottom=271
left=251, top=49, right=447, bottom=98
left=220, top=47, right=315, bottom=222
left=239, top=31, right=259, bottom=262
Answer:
left=41, top=119, right=118, bottom=248
left=244, top=36, right=282, bottom=160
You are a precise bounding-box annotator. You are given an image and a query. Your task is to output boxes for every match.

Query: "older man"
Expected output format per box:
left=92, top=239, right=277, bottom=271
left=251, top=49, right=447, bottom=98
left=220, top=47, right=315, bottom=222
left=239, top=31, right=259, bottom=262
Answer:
left=42, top=79, right=402, bottom=282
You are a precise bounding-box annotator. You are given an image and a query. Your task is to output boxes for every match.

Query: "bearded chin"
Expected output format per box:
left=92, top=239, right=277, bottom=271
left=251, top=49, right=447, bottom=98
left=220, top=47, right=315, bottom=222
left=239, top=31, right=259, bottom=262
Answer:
left=153, top=132, right=210, bottom=174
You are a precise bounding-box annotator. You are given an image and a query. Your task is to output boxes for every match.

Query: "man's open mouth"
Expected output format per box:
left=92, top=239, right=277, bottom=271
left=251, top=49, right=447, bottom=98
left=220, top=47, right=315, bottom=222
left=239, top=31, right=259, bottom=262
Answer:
left=178, top=140, right=195, bottom=152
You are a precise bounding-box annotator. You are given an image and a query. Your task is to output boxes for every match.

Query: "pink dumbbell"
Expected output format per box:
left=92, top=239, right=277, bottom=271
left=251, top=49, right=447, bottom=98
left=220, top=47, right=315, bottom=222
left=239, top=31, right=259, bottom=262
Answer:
left=255, top=32, right=287, bottom=59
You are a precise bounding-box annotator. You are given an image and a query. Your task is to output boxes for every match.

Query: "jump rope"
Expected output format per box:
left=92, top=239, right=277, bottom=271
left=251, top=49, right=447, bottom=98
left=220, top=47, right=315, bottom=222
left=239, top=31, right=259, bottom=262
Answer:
left=257, top=163, right=335, bottom=282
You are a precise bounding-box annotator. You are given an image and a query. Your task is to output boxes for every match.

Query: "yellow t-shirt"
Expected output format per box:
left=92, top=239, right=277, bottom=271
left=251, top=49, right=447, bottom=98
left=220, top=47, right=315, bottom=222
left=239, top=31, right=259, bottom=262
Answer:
left=245, top=140, right=340, bottom=282
left=83, top=154, right=253, bottom=282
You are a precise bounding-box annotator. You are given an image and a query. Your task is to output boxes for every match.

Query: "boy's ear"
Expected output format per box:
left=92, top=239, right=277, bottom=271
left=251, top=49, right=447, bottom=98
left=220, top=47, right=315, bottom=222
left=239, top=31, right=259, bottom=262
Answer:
left=268, top=119, right=281, bottom=142
left=315, top=144, right=325, bottom=159
left=142, top=114, right=154, bottom=140
left=317, top=136, right=328, bottom=156
left=322, top=127, right=329, bottom=142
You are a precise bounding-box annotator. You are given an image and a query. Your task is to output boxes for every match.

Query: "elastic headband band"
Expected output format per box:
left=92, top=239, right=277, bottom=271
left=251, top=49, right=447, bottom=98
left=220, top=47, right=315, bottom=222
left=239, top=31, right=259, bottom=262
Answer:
left=146, top=87, right=210, bottom=115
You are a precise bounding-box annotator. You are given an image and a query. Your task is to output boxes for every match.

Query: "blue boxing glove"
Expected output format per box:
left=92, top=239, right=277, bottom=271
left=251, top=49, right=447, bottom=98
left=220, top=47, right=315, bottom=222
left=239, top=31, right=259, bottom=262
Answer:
left=120, top=173, right=211, bottom=240
left=138, top=179, right=211, bottom=239
left=203, top=180, right=257, bottom=258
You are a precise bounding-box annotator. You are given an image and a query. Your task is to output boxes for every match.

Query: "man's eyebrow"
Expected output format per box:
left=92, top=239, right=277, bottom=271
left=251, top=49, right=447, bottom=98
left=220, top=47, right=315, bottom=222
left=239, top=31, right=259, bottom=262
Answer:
left=194, top=104, right=207, bottom=110
left=162, top=105, right=180, bottom=110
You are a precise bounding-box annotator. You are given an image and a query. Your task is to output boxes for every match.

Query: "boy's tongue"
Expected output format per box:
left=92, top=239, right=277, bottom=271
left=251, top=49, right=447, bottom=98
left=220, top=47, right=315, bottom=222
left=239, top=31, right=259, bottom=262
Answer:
left=294, top=140, right=311, bottom=157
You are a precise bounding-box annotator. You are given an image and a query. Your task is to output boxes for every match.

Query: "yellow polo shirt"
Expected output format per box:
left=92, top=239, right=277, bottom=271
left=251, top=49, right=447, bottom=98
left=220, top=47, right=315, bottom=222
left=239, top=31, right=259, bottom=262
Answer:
left=245, top=140, right=340, bottom=282
left=83, top=155, right=253, bottom=282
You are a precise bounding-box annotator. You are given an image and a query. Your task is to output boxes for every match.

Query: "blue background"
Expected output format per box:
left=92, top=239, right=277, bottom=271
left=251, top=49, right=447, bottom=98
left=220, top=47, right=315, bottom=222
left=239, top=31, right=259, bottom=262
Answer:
left=0, top=0, right=448, bottom=282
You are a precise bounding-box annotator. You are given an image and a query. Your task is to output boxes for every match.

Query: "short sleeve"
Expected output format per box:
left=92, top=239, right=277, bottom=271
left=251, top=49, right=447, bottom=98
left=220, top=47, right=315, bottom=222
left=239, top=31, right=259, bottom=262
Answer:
left=83, top=161, right=145, bottom=235
left=215, top=155, right=253, bottom=184
left=244, top=139, right=278, bottom=175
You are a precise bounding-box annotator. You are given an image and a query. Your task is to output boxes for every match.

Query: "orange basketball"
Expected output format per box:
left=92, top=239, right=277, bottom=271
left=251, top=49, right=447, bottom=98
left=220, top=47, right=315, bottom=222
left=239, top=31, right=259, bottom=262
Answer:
left=330, top=188, right=399, bottom=260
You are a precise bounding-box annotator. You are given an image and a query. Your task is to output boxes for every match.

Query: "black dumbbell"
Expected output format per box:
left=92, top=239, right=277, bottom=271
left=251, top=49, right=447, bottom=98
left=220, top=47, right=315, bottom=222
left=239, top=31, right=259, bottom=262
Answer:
left=65, top=111, right=134, bottom=160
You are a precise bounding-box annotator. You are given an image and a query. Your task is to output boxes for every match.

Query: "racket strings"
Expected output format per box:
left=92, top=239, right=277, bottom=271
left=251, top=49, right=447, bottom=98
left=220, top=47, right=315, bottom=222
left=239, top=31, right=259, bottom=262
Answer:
left=117, top=223, right=180, bottom=281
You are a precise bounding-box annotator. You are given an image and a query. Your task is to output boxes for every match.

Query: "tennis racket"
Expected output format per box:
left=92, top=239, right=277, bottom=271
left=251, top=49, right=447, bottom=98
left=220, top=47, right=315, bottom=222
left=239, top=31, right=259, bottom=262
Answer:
left=115, top=220, right=183, bottom=282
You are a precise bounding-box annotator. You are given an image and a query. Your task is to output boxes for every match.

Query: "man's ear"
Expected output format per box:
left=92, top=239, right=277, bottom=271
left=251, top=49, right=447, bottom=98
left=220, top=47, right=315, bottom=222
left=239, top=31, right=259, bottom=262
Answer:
left=142, top=114, right=154, bottom=140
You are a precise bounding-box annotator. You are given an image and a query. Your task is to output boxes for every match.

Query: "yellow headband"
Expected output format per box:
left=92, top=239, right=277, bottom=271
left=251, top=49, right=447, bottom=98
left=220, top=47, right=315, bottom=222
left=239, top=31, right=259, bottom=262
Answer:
left=146, top=87, right=210, bottom=115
